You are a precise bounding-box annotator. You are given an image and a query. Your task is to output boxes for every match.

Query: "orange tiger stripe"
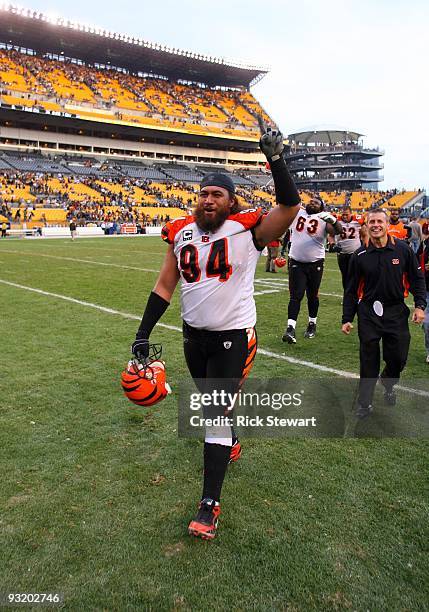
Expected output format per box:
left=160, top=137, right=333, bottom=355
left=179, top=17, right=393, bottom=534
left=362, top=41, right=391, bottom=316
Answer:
left=240, top=328, right=257, bottom=385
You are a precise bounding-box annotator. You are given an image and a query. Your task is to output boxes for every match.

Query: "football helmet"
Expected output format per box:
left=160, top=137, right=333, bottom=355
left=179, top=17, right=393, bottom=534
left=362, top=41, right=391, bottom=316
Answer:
left=121, top=344, right=171, bottom=407
left=274, top=256, right=287, bottom=268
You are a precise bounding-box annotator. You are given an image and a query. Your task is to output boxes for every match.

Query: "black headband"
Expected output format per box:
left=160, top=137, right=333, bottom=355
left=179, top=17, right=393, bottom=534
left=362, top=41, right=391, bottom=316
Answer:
left=200, top=173, right=235, bottom=194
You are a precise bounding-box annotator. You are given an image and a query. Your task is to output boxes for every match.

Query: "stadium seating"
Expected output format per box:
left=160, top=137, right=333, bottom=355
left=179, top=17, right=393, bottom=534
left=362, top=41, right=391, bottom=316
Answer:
left=120, top=165, right=168, bottom=180
left=42, top=67, right=96, bottom=104
left=0, top=158, right=13, bottom=171
left=46, top=178, right=104, bottom=202
left=383, top=191, right=418, bottom=209
left=4, top=155, right=68, bottom=173
left=252, top=189, right=275, bottom=205
left=350, top=191, right=379, bottom=210
left=160, top=165, right=203, bottom=182
left=0, top=145, right=422, bottom=229
left=0, top=49, right=266, bottom=140
left=0, top=49, right=47, bottom=95
left=320, top=191, right=347, bottom=206
left=0, top=180, right=35, bottom=202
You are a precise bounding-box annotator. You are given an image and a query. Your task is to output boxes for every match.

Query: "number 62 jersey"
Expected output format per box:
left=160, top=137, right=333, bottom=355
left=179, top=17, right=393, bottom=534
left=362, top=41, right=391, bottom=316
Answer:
left=161, top=209, right=263, bottom=331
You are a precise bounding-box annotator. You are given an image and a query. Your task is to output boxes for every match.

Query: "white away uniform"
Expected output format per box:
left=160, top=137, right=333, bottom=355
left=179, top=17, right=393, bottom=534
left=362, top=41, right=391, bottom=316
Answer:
left=161, top=209, right=263, bottom=331
left=289, top=207, right=328, bottom=263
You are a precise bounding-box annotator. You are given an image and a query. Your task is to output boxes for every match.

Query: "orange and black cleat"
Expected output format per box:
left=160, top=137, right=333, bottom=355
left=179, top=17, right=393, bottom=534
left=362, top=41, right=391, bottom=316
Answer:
left=188, top=498, right=221, bottom=540
left=229, top=440, right=242, bottom=464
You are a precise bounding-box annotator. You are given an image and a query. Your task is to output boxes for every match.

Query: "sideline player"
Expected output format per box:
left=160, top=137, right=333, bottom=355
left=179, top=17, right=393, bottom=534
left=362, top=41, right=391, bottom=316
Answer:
left=266, top=236, right=281, bottom=272
left=330, top=206, right=367, bottom=290
left=69, top=219, right=77, bottom=241
left=388, top=208, right=409, bottom=240
left=282, top=197, right=342, bottom=343
left=130, top=124, right=300, bottom=539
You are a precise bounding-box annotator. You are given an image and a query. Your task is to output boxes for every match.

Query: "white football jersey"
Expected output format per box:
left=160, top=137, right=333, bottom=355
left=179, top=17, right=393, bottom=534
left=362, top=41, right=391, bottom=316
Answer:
left=162, top=209, right=263, bottom=331
left=336, top=215, right=364, bottom=254
left=289, top=208, right=328, bottom=263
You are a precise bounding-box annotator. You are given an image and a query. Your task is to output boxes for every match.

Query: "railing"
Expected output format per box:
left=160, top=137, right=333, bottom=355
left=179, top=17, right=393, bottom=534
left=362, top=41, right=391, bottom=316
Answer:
left=289, top=160, right=383, bottom=170
left=287, top=146, right=383, bottom=155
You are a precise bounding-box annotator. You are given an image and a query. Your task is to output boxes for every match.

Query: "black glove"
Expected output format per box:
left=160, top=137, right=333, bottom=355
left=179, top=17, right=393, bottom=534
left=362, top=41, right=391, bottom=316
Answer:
left=131, top=338, right=149, bottom=360
left=259, top=128, right=284, bottom=162
left=258, top=116, right=284, bottom=162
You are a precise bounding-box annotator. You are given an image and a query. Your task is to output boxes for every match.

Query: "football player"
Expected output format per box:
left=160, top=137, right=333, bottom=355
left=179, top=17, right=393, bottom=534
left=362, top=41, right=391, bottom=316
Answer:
left=330, top=206, right=367, bottom=290
left=130, top=124, right=300, bottom=539
left=283, top=197, right=342, bottom=343
left=388, top=208, right=409, bottom=240
left=266, top=236, right=282, bottom=272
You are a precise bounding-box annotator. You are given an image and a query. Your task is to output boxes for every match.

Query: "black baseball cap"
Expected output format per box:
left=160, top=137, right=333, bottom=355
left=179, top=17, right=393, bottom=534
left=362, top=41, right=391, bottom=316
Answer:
left=200, top=173, right=235, bottom=194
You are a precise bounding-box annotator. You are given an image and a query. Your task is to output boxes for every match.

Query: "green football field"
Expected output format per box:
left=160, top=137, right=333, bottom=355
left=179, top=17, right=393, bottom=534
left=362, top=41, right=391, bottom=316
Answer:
left=0, top=236, right=428, bottom=611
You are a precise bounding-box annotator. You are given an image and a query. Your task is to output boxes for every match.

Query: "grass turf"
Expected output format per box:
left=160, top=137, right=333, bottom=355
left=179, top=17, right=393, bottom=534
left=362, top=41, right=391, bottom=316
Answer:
left=0, top=236, right=428, bottom=611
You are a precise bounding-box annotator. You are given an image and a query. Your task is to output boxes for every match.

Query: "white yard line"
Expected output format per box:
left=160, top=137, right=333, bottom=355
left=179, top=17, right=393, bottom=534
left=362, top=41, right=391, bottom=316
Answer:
left=0, top=249, right=159, bottom=273
left=1, top=278, right=427, bottom=399
left=254, top=278, right=343, bottom=299
left=253, top=289, right=282, bottom=296
left=255, top=278, right=288, bottom=286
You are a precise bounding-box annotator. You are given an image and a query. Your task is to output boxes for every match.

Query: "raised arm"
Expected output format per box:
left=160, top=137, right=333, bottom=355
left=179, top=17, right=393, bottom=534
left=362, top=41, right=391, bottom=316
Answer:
left=253, top=121, right=300, bottom=248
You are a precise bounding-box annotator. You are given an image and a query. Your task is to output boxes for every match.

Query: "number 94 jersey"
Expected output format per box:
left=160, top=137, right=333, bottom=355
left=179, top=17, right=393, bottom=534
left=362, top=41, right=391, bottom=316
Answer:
left=161, top=209, right=263, bottom=331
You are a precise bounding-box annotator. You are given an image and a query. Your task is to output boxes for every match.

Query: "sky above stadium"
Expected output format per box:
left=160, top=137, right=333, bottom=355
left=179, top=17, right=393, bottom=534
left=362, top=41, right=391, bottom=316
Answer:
left=19, top=0, right=429, bottom=192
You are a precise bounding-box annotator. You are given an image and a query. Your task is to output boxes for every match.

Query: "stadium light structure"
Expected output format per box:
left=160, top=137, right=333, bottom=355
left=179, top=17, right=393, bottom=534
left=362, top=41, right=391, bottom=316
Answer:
left=0, top=2, right=269, bottom=72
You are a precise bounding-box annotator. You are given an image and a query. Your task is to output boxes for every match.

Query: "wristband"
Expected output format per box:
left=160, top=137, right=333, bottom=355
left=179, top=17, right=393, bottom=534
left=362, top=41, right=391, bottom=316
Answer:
left=136, top=291, right=170, bottom=339
left=269, top=156, right=300, bottom=207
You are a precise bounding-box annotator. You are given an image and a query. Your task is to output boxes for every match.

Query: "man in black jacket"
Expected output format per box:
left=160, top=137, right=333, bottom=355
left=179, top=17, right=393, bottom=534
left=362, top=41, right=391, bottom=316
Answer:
left=341, top=209, right=426, bottom=418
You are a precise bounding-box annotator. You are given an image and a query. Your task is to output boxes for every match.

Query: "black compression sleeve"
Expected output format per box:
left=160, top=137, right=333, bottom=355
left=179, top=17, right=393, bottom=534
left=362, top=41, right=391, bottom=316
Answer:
left=136, top=291, right=170, bottom=339
left=269, top=156, right=300, bottom=207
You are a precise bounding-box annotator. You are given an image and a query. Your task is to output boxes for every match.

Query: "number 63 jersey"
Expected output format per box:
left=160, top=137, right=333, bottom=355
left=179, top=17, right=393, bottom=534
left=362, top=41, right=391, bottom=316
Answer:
left=161, top=209, right=263, bottom=331
left=289, top=207, right=329, bottom=263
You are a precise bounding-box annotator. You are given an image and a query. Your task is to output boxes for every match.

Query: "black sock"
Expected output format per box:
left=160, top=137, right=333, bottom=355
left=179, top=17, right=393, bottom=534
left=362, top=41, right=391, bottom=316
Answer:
left=202, top=442, right=231, bottom=503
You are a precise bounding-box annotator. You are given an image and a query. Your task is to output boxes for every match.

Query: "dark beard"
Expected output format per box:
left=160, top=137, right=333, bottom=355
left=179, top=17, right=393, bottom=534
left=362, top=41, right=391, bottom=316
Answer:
left=194, top=206, right=230, bottom=232
left=306, top=205, right=320, bottom=215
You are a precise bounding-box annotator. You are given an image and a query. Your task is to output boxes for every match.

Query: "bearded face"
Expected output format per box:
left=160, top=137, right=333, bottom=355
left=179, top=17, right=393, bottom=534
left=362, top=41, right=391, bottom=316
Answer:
left=306, top=198, right=323, bottom=216
left=195, top=186, right=234, bottom=232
